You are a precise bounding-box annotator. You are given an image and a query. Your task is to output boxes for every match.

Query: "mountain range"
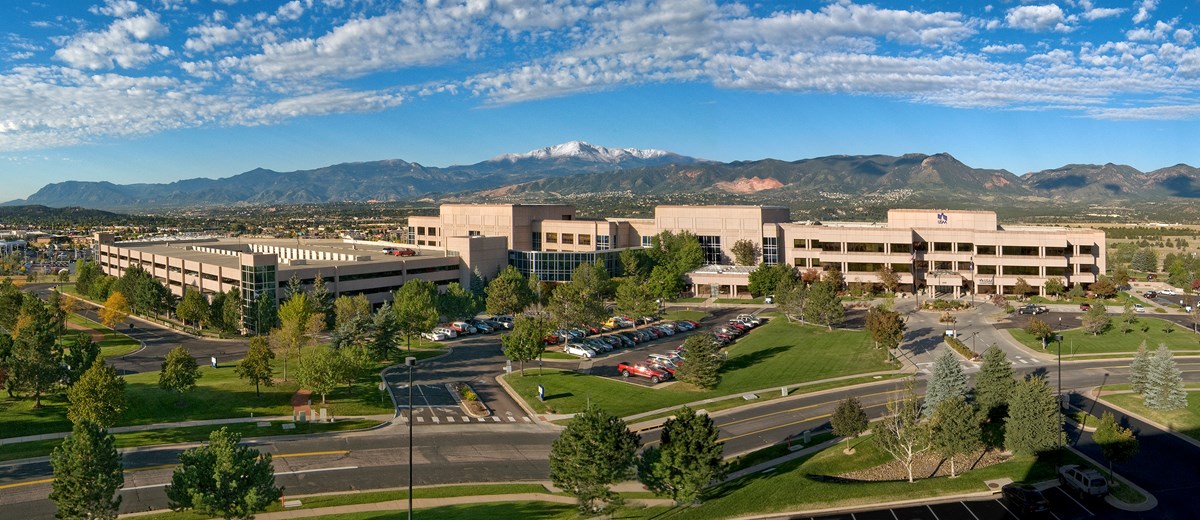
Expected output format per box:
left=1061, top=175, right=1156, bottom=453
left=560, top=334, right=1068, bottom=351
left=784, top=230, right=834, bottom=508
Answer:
left=7, top=141, right=1200, bottom=211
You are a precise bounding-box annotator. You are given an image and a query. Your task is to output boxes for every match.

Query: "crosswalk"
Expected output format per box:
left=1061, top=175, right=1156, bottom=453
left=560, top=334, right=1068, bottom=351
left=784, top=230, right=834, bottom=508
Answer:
left=397, top=408, right=535, bottom=426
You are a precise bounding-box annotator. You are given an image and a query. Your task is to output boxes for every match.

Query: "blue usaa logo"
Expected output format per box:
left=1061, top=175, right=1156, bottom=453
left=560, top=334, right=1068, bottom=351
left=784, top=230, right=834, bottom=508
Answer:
left=936, top=212, right=948, bottom=225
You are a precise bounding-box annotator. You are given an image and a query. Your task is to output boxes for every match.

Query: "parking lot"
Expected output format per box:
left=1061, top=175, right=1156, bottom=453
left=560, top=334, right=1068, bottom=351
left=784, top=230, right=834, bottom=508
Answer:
left=803, top=484, right=1107, bottom=520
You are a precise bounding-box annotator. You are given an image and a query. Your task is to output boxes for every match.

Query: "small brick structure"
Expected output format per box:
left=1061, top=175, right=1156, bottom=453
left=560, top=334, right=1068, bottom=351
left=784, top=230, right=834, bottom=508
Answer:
left=291, top=389, right=312, bottom=422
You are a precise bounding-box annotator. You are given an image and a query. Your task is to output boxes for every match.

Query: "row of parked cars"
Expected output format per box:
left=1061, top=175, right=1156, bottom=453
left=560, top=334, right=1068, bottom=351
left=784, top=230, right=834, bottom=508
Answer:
left=545, top=315, right=657, bottom=345
left=561, top=319, right=701, bottom=359
left=422, top=316, right=515, bottom=341
left=614, top=314, right=766, bottom=385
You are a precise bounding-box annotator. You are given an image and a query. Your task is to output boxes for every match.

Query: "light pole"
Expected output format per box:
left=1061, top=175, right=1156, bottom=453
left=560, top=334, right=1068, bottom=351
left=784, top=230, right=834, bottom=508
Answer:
left=405, top=356, right=416, bottom=520
left=1055, top=333, right=1064, bottom=466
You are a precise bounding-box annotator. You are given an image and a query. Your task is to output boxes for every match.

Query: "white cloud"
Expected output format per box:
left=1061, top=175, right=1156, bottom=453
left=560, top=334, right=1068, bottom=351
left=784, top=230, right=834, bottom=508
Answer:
left=1127, top=20, right=1172, bottom=41
left=982, top=43, right=1026, bottom=53
left=1005, top=4, right=1073, bottom=32
left=1174, top=29, right=1193, bottom=45
left=185, top=22, right=242, bottom=52
left=53, top=11, right=170, bottom=69
left=1082, top=7, right=1123, bottom=21
left=1132, top=0, right=1157, bottom=24
left=91, top=0, right=141, bottom=18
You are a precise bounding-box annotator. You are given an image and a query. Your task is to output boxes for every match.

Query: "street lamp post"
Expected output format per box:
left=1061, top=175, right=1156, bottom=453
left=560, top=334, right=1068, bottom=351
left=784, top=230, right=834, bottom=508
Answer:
left=1056, top=334, right=1064, bottom=466
left=405, top=356, right=416, bottom=520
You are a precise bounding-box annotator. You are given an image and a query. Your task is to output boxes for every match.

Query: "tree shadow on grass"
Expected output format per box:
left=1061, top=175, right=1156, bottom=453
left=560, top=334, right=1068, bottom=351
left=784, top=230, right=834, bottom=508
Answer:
left=722, top=346, right=789, bottom=373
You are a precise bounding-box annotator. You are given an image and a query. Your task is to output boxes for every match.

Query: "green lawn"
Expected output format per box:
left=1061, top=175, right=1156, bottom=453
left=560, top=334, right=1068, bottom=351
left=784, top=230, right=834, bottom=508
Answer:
left=663, top=310, right=710, bottom=322
left=0, top=347, right=439, bottom=440
left=1007, top=318, right=1200, bottom=357
left=0, top=419, right=380, bottom=462
left=65, top=313, right=141, bottom=358
left=508, top=319, right=897, bottom=417
left=1102, top=392, right=1200, bottom=442
left=672, top=297, right=708, bottom=303
left=713, top=297, right=765, bottom=304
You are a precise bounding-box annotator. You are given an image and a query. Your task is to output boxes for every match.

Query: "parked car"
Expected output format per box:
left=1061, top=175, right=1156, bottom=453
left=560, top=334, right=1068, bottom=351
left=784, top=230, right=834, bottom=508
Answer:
left=646, top=358, right=678, bottom=376
left=1002, top=483, right=1050, bottom=515
left=1058, top=465, right=1109, bottom=498
left=1161, top=288, right=1177, bottom=296
left=564, top=343, right=594, bottom=358
left=1143, top=290, right=1158, bottom=299
left=1018, top=304, right=1048, bottom=315
left=1134, top=303, right=1146, bottom=313
left=585, top=338, right=612, bottom=353
left=492, top=315, right=515, bottom=329
left=543, top=333, right=561, bottom=345
left=468, top=319, right=495, bottom=333
left=616, top=362, right=670, bottom=384
left=1079, top=303, right=1091, bottom=311
left=736, top=314, right=761, bottom=326
left=433, top=327, right=457, bottom=338
left=764, top=294, right=775, bottom=304
left=450, top=321, right=476, bottom=334
left=422, top=331, right=449, bottom=341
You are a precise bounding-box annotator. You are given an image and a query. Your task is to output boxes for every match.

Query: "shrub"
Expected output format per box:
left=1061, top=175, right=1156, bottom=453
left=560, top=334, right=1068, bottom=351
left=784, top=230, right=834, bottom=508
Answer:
left=457, top=384, right=478, bottom=401
left=944, top=335, right=976, bottom=359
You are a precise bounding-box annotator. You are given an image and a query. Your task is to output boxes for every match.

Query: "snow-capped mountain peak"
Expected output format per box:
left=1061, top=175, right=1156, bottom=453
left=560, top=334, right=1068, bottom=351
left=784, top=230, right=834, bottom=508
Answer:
left=490, top=141, right=676, bottom=163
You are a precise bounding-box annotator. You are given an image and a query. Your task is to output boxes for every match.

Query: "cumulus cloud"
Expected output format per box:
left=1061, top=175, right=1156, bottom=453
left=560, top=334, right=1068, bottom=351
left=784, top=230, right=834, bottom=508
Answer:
left=982, top=43, right=1026, bottom=53
left=1005, top=4, right=1073, bottom=32
left=1132, top=0, right=1157, bottom=24
left=53, top=11, right=170, bottom=69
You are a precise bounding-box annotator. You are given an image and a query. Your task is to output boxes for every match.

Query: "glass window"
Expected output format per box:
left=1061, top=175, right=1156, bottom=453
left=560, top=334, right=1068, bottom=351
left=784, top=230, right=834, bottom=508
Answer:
left=642, top=236, right=652, bottom=247
left=957, top=243, right=973, bottom=252
left=579, top=234, right=591, bottom=246
left=562, top=233, right=574, bottom=245
left=847, top=262, right=885, bottom=272
left=532, top=232, right=541, bottom=251
left=891, top=263, right=912, bottom=273
left=697, top=235, right=723, bottom=264
left=933, top=242, right=953, bottom=252
left=1045, top=247, right=1066, bottom=256
left=545, top=232, right=557, bottom=244
left=1045, top=266, right=1068, bottom=276
left=976, top=245, right=996, bottom=255
left=793, top=257, right=808, bottom=267
left=1078, top=245, right=1094, bottom=255
left=596, top=235, right=609, bottom=250
left=1002, top=246, right=1039, bottom=256
left=846, top=242, right=885, bottom=253
left=977, top=265, right=997, bottom=275
left=813, top=240, right=842, bottom=252
left=890, top=243, right=912, bottom=254
left=793, top=238, right=807, bottom=249
left=762, top=237, right=778, bottom=265
left=468, top=230, right=480, bottom=237
left=417, top=227, right=425, bottom=236
left=1004, top=265, right=1039, bottom=276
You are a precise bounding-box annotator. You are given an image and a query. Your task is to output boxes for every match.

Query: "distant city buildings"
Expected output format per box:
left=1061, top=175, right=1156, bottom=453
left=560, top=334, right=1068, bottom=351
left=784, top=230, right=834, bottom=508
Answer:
left=95, top=204, right=1104, bottom=329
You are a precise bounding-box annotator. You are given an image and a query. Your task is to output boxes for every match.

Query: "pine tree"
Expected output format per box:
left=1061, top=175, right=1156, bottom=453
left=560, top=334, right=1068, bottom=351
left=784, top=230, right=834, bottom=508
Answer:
left=1081, top=303, right=1110, bottom=335
left=549, top=406, right=640, bottom=514
left=1093, top=411, right=1138, bottom=480
left=67, top=363, right=126, bottom=429
left=924, top=350, right=967, bottom=417
left=638, top=406, right=725, bottom=504
left=930, top=395, right=980, bottom=477
left=221, top=288, right=242, bottom=335
left=830, top=397, right=869, bottom=454
left=673, top=335, right=723, bottom=389
left=1004, top=376, right=1060, bottom=455
left=165, top=427, right=281, bottom=519
left=803, top=279, right=843, bottom=330
left=50, top=422, right=124, bottom=520
left=310, top=273, right=334, bottom=329
left=1144, top=344, right=1188, bottom=411
left=974, top=345, right=1016, bottom=417
left=1129, top=342, right=1151, bottom=394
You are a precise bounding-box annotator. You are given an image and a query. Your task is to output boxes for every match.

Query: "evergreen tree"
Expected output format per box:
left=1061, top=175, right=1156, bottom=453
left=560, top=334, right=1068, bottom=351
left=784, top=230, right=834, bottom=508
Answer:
left=484, top=265, right=535, bottom=316
left=638, top=406, right=725, bottom=504
left=876, top=379, right=930, bottom=483
left=1004, top=376, right=1060, bottom=455
left=673, top=334, right=723, bottom=389
left=549, top=406, right=640, bottom=514
left=974, top=345, right=1016, bottom=420
left=930, top=395, right=980, bottom=477
left=803, top=279, right=843, bottom=330
left=235, top=337, right=275, bottom=397
left=501, top=315, right=549, bottom=375
left=1093, top=411, right=1138, bottom=480
left=310, top=273, right=334, bottom=329
left=1144, top=344, right=1188, bottom=411
left=67, top=363, right=126, bottom=429
left=392, top=279, right=439, bottom=352
left=159, top=345, right=201, bottom=406
left=10, top=299, right=61, bottom=408
left=1131, top=248, right=1158, bottom=272
left=165, top=427, right=281, bottom=519
left=220, top=288, right=242, bottom=335
left=50, top=422, right=123, bottom=520
left=60, top=333, right=100, bottom=387
left=1129, top=342, right=1151, bottom=394
left=924, top=350, right=968, bottom=417
left=830, top=397, right=868, bottom=454
left=370, top=302, right=399, bottom=360
left=1121, top=301, right=1137, bottom=334
left=208, top=291, right=228, bottom=332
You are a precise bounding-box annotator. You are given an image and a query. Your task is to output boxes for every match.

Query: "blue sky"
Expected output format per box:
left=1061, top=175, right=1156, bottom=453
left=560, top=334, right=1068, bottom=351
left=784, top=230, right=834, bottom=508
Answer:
left=1, top=0, right=1199, bottom=202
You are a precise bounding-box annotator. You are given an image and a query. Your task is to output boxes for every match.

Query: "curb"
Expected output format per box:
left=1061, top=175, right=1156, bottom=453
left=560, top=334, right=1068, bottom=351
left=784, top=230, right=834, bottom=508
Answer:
left=1064, top=445, right=1157, bottom=512
left=495, top=372, right=561, bottom=428
left=1092, top=390, right=1200, bottom=452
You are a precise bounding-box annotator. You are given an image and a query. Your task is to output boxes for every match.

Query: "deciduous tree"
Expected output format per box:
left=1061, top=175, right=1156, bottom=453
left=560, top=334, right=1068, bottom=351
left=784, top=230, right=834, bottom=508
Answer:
left=1013, top=278, right=1033, bottom=299
left=50, top=421, right=123, bottom=520
left=501, top=315, right=550, bottom=376
left=1090, top=276, right=1118, bottom=299
left=549, top=406, right=640, bottom=514
left=484, top=265, right=535, bottom=316
left=159, top=345, right=201, bottom=406
left=1024, top=317, right=1054, bottom=348
left=271, top=292, right=324, bottom=379
left=67, top=363, right=126, bottom=428
left=865, top=305, right=905, bottom=350
left=175, top=288, right=210, bottom=330
left=775, top=276, right=807, bottom=322
left=436, top=282, right=479, bottom=321
left=747, top=263, right=795, bottom=298
left=165, top=427, right=281, bottom=520
left=296, top=346, right=341, bottom=404
left=638, top=406, right=725, bottom=504
left=1093, top=411, right=1138, bottom=480
left=876, top=379, right=930, bottom=483
left=1044, top=277, right=1065, bottom=299
left=98, top=291, right=130, bottom=330
left=731, top=239, right=759, bottom=266
left=877, top=266, right=900, bottom=294
left=392, top=279, right=439, bottom=353
left=235, top=337, right=274, bottom=397
left=1082, top=303, right=1111, bottom=335
left=830, top=397, right=868, bottom=454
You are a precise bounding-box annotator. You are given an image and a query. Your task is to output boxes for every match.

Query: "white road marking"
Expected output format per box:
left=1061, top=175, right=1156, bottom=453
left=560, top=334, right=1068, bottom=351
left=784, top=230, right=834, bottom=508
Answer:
left=416, top=416, right=424, bottom=423
left=478, top=417, right=487, bottom=422
left=399, top=416, right=408, bottom=423
left=927, top=504, right=940, bottom=520
left=276, top=466, right=359, bottom=476
left=995, top=499, right=1019, bottom=519
left=432, top=416, right=440, bottom=423
left=508, top=416, right=516, bottom=422
left=462, top=416, right=470, bottom=422
left=1054, top=486, right=1093, bottom=516
left=959, top=502, right=980, bottom=520
left=123, top=483, right=168, bottom=491
left=446, top=416, right=455, bottom=423
left=492, top=416, right=501, bottom=422
left=523, top=417, right=531, bottom=422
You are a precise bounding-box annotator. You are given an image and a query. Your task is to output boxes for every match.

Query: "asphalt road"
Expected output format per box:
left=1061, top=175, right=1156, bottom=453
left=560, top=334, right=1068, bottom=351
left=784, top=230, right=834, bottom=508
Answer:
left=28, top=283, right=248, bottom=374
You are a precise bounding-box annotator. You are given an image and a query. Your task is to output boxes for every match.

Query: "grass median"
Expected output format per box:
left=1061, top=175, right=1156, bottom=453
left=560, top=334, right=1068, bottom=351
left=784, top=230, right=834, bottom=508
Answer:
left=1007, top=318, right=1200, bottom=357
left=1101, top=391, right=1200, bottom=442
left=0, top=419, right=380, bottom=463
left=64, top=313, right=141, bottom=358
left=508, top=319, right=897, bottom=418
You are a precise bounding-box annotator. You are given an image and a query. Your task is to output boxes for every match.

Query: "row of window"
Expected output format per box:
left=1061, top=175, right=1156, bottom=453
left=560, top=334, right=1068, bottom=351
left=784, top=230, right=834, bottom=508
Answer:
left=788, top=240, right=1095, bottom=256
left=789, top=258, right=1093, bottom=277
left=539, top=232, right=594, bottom=246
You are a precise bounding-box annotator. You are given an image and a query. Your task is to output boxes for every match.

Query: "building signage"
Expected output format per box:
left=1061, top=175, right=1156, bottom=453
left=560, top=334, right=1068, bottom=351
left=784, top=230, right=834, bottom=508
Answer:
left=936, top=212, right=948, bottom=225
left=977, top=278, right=994, bottom=285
